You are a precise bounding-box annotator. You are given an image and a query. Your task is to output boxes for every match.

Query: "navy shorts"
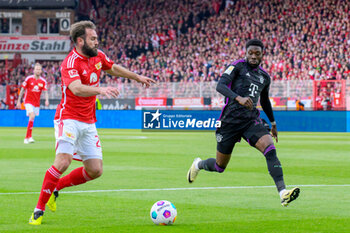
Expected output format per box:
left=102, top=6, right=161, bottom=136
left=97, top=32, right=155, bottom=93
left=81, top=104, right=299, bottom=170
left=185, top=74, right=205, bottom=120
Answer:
left=216, top=118, right=270, bottom=154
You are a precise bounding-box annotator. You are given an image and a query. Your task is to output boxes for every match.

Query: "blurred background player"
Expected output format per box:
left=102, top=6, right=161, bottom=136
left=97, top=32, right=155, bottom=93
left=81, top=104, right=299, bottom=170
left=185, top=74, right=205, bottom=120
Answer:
left=16, top=63, right=49, bottom=144
left=29, top=20, right=155, bottom=225
left=187, top=39, right=300, bottom=207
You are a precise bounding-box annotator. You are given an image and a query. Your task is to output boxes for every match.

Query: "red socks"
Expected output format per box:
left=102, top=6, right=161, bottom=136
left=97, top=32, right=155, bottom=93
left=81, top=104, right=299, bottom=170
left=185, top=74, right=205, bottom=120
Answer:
left=36, top=166, right=93, bottom=211
left=26, top=120, right=34, bottom=138
left=55, top=167, right=92, bottom=191
left=36, top=166, right=62, bottom=211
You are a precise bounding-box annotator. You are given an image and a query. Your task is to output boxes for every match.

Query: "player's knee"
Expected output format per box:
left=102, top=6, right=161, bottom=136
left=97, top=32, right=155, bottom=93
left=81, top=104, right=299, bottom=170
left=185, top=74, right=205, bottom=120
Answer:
left=86, top=167, right=103, bottom=179
left=54, top=153, right=72, bottom=172
left=263, top=144, right=276, bottom=159
left=29, top=114, right=35, bottom=121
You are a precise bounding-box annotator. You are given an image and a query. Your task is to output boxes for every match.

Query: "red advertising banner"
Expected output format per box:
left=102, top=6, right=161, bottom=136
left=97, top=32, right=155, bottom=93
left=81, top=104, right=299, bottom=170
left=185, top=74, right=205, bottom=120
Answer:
left=0, top=36, right=71, bottom=52
left=135, top=97, right=167, bottom=109
left=211, top=97, right=225, bottom=108
left=173, top=97, right=204, bottom=107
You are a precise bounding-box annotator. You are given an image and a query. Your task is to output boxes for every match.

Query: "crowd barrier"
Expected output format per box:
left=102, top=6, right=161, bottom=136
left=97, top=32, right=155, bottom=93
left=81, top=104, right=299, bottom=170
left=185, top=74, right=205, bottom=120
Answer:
left=0, top=110, right=349, bottom=132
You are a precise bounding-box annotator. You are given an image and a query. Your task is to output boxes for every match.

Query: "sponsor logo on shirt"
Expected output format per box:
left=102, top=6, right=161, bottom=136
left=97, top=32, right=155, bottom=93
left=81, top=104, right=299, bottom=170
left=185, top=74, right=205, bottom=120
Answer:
left=95, top=62, right=102, bottom=70
left=249, top=83, right=259, bottom=97
left=90, top=72, right=98, bottom=83
left=32, top=85, right=40, bottom=92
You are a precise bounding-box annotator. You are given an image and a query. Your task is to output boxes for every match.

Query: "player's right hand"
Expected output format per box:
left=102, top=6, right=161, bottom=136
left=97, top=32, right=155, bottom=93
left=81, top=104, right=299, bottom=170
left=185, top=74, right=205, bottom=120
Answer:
left=236, top=96, right=253, bottom=110
left=99, top=86, right=119, bottom=98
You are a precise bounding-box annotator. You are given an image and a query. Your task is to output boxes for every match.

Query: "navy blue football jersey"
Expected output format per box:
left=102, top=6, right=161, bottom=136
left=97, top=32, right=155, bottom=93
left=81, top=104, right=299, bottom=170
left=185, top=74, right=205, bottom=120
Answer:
left=218, top=59, right=271, bottom=123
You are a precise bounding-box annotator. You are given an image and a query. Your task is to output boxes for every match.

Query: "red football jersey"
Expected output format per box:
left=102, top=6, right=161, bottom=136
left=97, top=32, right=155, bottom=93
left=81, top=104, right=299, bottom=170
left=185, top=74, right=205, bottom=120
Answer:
left=22, top=75, right=47, bottom=107
left=55, top=48, right=114, bottom=123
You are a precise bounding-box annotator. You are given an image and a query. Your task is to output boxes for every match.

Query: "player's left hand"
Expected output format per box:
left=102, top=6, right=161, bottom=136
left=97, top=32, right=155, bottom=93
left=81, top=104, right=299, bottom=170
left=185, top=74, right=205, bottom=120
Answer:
left=271, top=125, right=278, bottom=142
left=136, top=75, right=156, bottom=88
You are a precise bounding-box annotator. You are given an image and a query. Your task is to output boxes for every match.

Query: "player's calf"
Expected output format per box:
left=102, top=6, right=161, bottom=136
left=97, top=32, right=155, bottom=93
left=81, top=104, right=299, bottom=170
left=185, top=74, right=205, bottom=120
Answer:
left=263, top=144, right=285, bottom=193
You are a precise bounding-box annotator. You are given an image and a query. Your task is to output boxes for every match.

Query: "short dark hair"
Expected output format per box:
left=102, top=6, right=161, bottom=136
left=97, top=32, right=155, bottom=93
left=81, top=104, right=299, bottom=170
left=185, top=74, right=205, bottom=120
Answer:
left=70, top=20, right=96, bottom=43
left=246, top=39, right=264, bottom=50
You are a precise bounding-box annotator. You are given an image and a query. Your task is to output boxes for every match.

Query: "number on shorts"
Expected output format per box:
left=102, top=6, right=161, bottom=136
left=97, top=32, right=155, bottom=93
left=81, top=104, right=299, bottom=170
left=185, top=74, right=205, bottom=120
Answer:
left=95, top=135, right=101, bottom=148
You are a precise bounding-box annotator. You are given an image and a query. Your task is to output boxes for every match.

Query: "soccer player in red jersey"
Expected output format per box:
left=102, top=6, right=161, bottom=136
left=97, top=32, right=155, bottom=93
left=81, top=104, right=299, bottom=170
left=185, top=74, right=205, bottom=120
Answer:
left=29, top=21, right=156, bottom=225
left=16, top=63, right=49, bottom=144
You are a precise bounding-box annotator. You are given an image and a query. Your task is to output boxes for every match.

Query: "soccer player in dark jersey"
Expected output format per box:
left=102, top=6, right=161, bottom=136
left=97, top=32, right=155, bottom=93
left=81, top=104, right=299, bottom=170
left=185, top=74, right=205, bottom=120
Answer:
left=187, top=39, right=300, bottom=207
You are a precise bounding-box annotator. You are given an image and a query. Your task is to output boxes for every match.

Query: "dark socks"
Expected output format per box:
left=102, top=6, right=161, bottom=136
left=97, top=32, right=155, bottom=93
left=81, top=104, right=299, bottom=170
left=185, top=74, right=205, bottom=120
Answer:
left=198, top=158, right=225, bottom=173
left=264, top=145, right=285, bottom=192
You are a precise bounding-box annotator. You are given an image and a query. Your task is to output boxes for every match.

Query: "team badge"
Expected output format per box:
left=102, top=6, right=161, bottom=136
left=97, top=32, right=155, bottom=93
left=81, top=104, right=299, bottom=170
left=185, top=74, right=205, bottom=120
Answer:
left=216, top=133, right=223, bottom=142
left=95, top=62, right=102, bottom=70
left=224, top=65, right=235, bottom=75
left=38, top=83, right=43, bottom=87
left=259, top=75, right=264, bottom=84
left=65, top=132, right=75, bottom=139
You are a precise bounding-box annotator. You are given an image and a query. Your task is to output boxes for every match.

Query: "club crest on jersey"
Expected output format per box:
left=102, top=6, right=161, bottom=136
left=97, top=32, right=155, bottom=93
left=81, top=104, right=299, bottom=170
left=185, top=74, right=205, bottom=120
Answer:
left=224, top=65, right=235, bottom=75
left=38, top=83, right=43, bottom=87
left=65, top=131, right=75, bottom=139
left=90, top=72, right=98, bottom=83
left=95, top=62, right=102, bottom=70
left=259, top=75, right=264, bottom=84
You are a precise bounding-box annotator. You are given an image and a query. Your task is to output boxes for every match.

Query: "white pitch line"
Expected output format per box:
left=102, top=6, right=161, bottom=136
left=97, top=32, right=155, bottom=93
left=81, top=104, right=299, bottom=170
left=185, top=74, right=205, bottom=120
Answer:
left=1, top=184, right=350, bottom=195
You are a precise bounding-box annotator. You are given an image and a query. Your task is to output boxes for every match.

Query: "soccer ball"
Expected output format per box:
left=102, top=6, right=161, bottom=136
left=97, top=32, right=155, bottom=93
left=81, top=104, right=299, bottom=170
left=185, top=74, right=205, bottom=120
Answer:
left=150, top=200, right=177, bottom=225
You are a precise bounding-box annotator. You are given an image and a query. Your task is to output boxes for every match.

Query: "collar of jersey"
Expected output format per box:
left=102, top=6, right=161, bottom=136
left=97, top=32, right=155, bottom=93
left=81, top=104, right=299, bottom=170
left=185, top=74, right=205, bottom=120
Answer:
left=73, top=48, right=88, bottom=60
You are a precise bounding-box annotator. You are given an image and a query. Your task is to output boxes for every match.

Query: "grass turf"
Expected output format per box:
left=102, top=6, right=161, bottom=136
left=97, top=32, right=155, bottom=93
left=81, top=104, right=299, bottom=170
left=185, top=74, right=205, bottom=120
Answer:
left=0, top=127, right=349, bottom=232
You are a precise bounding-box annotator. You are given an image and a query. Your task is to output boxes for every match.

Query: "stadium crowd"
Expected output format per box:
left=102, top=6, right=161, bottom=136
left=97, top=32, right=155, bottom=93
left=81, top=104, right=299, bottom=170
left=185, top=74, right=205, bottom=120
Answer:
left=1, top=0, right=349, bottom=87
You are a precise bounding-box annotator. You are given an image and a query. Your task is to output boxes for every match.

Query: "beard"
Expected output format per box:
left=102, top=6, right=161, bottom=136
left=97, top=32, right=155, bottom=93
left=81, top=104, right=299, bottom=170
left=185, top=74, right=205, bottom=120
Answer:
left=82, top=41, right=98, bottom=57
left=247, top=59, right=260, bottom=68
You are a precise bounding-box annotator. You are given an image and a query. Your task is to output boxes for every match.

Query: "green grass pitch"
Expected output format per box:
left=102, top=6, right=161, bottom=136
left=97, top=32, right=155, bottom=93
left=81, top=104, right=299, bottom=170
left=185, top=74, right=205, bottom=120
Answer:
left=0, top=127, right=349, bottom=232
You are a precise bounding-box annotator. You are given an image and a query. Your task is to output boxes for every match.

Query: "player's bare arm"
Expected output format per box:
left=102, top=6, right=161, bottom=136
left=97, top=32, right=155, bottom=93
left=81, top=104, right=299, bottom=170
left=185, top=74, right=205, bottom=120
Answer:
left=16, top=87, right=25, bottom=109
left=44, top=91, right=49, bottom=106
left=68, top=79, right=119, bottom=98
left=106, top=64, right=156, bottom=88
left=271, top=124, right=278, bottom=142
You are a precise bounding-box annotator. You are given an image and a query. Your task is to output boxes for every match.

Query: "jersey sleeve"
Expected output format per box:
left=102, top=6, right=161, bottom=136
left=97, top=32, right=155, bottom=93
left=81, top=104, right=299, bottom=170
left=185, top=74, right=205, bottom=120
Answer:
left=98, top=50, right=114, bottom=70
left=21, top=80, right=27, bottom=89
left=260, top=76, right=275, bottom=122
left=61, top=67, right=81, bottom=87
left=216, top=63, right=241, bottom=100
left=22, top=77, right=30, bottom=89
left=221, top=62, right=240, bottom=81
